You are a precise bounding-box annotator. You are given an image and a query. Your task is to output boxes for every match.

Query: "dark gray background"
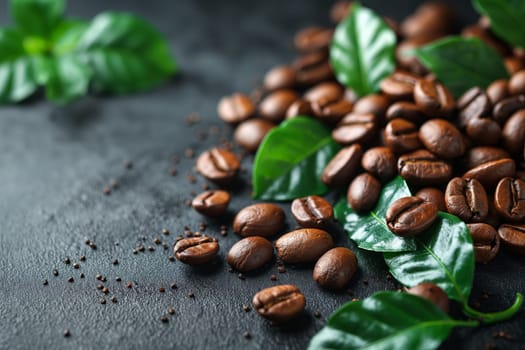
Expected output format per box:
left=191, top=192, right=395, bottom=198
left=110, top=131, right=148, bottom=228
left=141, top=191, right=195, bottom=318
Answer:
left=0, top=0, right=523, bottom=349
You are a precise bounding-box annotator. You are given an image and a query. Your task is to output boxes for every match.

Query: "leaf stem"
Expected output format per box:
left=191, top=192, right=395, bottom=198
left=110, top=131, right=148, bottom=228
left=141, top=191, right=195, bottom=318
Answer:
left=462, top=293, right=524, bottom=324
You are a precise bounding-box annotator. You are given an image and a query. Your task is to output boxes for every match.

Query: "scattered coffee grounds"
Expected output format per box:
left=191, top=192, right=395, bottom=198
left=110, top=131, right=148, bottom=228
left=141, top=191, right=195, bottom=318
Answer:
left=168, top=307, right=175, bottom=315
left=63, top=257, right=70, bottom=265
left=73, top=263, right=80, bottom=269
left=43, top=279, right=48, bottom=286
left=99, top=298, right=106, bottom=305
left=67, top=277, right=74, bottom=283
left=63, top=329, right=71, bottom=338
left=160, top=316, right=169, bottom=323
left=52, top=269, right=58, bottom=276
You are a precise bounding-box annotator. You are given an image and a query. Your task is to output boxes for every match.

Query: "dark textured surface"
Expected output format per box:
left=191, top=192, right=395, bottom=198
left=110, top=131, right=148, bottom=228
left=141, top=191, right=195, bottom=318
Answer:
left=0, top=1, right=524, bottom=349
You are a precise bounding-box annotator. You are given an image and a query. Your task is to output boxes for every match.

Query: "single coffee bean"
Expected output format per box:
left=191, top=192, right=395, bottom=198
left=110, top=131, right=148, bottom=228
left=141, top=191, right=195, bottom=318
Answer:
left=398, top=149, right=453, bottom=186
left=313, top=247, right=358, bottom=290
left=380, top=71, right=418, bottom=101
left=217, top=93, right=255, bottom=124
left=321, top=144, right=363, bottom=187
left=311, top=96, right=353, bottom=124
left=192, top=190, right=231, bottom=217
left=396, top=37, right=430, bottom=75
left=498, top=224, right=525, bottom=255
left=294, top=27, right=333, bottom=53
left=361, top=147, right=397, bottom=182
left=263, top=65, right=297, bottom=91
left=276, top=228, right=334, bottom=264
left=502, top=109, right=525, bottom=155
left=332, top=113, right=377, bottom=145
left=467, top=223, right=500, bottom=263
left=252, top=285, right=306, bottom=323
left=174, top=236, right=219, bottom=265
left=347, top=173, right=381, bottom=213
left=196, top=148, right=240, bottom=185
left=463, top=146, right=510, bottom=170
left=227, top=236, right=273, bottom=272
left=405, top=283, right=449, bottom=313
left=506, top=56, right=525, bottom=75
left=509, top=70, right=525, bottom=95
left=400, top=2, right=456, bottom=39
left=286, top=99, right=314, bottom=119
left=414, top=79, right=455, bottom=118
left=330, top=0, right=351, bottom=23
left=445, top=177, right=488, bottom=222
left=486, top=79, right=509, bottom=105
left=415, top=187, right=447, bottom=212
left=234, top=119, right=274, bottom=153
left=493, top=95, right=525, bottom=124
left=419, top=119, right=465, bottom=159
left=386, top=102, right=423, bottom=124
left=457, top=87, right=492, bottom=128
left=304, top=82, right=343, bottom=103
left=384, top=118, right=422, bottom=154
left=258, top=89, right=299, bottom=123
left=465, top=117, right=501, bottom=145
left=352, top=94, right=389, bottom=124
left=293, top=51, right=333, bottom=86
left=494, top=177, right=525, bottom=222
left=463, top=158, right=516, bottom=188
left=233, top=203, right=285, bottom=237
left=291, top=195, right=333, bottom=228
left=386, top=196, right=438, bottom=237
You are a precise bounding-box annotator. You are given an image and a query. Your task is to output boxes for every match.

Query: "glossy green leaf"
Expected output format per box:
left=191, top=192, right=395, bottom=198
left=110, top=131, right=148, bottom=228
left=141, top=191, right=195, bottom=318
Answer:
left=252, top=117, right=341, bottom=201
left=384, top=212, right=475, bottom=303
left=473, top=0, right=525, bottom=48
left=413, top=37, right=508, bottom=97
left=76, top=12, right=177, bottom=94
left=308, top=291, right=478, bottom=350
left=334, top=176, right=417, bottom=252
left=52, top=20, right=89, bottom=55
left=330, top=2, right=396, bottom=96
left=10, top=0, right=65, bottom=37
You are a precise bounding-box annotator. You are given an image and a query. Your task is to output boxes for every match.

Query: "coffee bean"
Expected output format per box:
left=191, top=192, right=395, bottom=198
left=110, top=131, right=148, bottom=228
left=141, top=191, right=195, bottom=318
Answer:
left=311, top=96, right=353, bottom=124
left=234, top=119, right=274, bottom=153
left=386, top=196, right=438, bottom=237
left=263, top=65, right=297, bottom=91
left=384, top=118, right=422, bottom=154
left=233, top=203, right=285, bottom=237
left=196, top=148, right=240, bottom=185
left=498, top=224, right=525, bottom=255
left=347, top=173, right=381, bottom=213
left=494, top=177, right=525, bottom=221
left=352, top=94, right=389, bottom=124
left=293, top=51, right=333, bottom=86
left=259, top=89, right=299, bottom=123
left=217, top=93, right=255, bottom=124
left=486, top=79, right=509, bottom=105
left=286, top=99, right=314, bottom=119
left=463, top=146, right=511, bottom=170
left=415, top=187, right=447, bottom=212
left=386, top=102, right=423, bottom=124
left=509, top=70, right=525, bottom=95
left=313, top=247, right=358, bottom=290
left=294, top=27, right=333, bottom=53
left=252, top=285, right=305, bottom=323
left=419, top=119, right=465, bottom=159
left=361, top=147, right=397, bottom=182
left=330, top=0, right=351, bottom=23
left=276, top=228, right=334, bottom=264
left=462, top=25, right=511, bottom=57
left=493, top=95, right=525, bottom=124
left=445, top=177, right=489, bottom=222
left=192, top=190, right=230, bottom=217
left=380, top=70, right=418, bottom=101
left=398, top=149, right=452, bottom=186
left=173, top=236, right=219, bottom=265
left=465, top=117, right=501, bottom=145
left=400, top=2, right=456, bottom=40
left=304, top=82, right=343, bottom=104
left=227, top=236, right=273, bottom=272
left=457, top=87, right=492, bottom=128
left=463, top=158, right=516, bottom=188
left=321, top=144, right=363, bottom=187
left=502, top=110, right=525, bottom=155
left=291, top=195, right=333, bottom=228
left=332, top=113, right=377, bottom=145
left=396, top=37, right=431, bottom=75
left=405, top=283, right=449, bottom=313
left=467, top=223, right=500, bottom=263
left=414, top=79, right=455, bottom=118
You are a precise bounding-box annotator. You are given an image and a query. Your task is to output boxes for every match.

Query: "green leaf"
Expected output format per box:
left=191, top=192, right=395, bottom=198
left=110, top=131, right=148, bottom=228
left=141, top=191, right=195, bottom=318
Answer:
left=473, top=0, right=525, bottom=48
left=334, top=176, right=417, bottom=252
left=413, top=36, right=508, bottom=97
left=52, top=20, right=89, bottom=55
left=75, top=12, right=177, bottom=94
left=10, top=0, right=65, bottom=37
left=308, top=291, right=478, bottom=350
left=330, top=2, right=396, bottom=97
left=0, top=28, right=39, bottom=103
left=252, top=116, right=341, bottom=201
left=384, top=212, right=475, bottom=303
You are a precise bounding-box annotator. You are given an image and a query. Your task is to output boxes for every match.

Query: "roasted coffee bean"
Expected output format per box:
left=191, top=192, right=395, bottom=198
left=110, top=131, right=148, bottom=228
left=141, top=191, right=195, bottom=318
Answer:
left=396, top=37, right=430, bottom=75
left=361, top=147, right=397, bottom=182
left=506, top=56, right=525, bottom=75
left=174, top=236, right=219, bottom=265
left=486, top=79, right=509, bottom=105
left=294, top=27, right=333, bottom=53
left=304, top=82, right=343, bottom=103
left=384, top=118, right=422, bottom=154
left=332, top=113, right=377, bottom=145
left=386, top=102, right=423, bottom=124
left=502, top=110, right=525, bottom=155
left=293, top=51, right=333, bottom=86
left=386, top=196, right=438, bottom=237
left=311, top=97, right=353, bottom=124
left=252, top=285, right=306, bottom=323
left=233, top=203, right=285, bottom=237
left=259, top=89, right=299, bottom=123
left=419, top=119, right=465, bottom=158
left=457, top=87, right=492, bottom=128
left=330, top=0, right=351, bottom=23
left=398, top=149, right=452, bottom=186
left=463, top=158, right=516, bottom=188
left=352, top=94, right=389, bottom=124
left=276, top=228, right=334, bottom=264
left=415, top=187, right=447, bottom=212
left=192, top=190, right=230, bottom=217
left=234, top=119, right=274, bottom=153
left=464, top=146, right=511, bottom=170
left=465, top=117, right=501, bottom=145
left=380, top=71, right=418, bottom=101
left=217, top=93, right=255, bottom=124
left=400, top=2, right=456, bottom=39
left=445, top=177, right=489, bottom=222
left=494, top=177, right=525, bottom=221
left=406, top=283, right=449, bottom=313
left=263, top=65, right=297, bottom=91
left=493, top=95, right=525, bottom=124
left=498, top=224, right=525, bottom=255
left=321, top=144, right=363, bottom=187
left=414, top=79, right=455, bottom=118
left=467, top=223, right=500, bottom=263
left=313, top=247, right=358, bottom=290
left=509, top=70, right=525, bottom=95
left=196, top=148, right=240, bottom=185
left=286, top=99, right=314, bottom=119
left=291, top=195, right=333, bottom=228
left=347, top=173, right=381, bottom=213
left=227, top=236, right=273, bottom=272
